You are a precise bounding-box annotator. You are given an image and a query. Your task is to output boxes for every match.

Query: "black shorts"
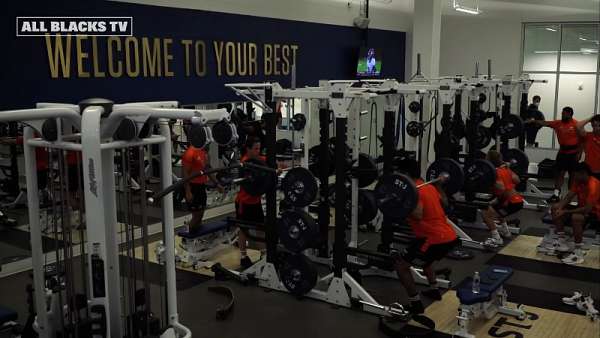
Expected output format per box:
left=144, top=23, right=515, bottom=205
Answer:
left=399, top=238, right=460, bottom=268
left=493, top=201, right=524, bottom=217
left=67, top=165, right=83, bottom=192
left=188, top=183, right=207, bottom=211
left=235, top=202, right=264, bottom=223
left=555, top=152, right=578, bottom=172
left=562, top=204, right=599, bottom=228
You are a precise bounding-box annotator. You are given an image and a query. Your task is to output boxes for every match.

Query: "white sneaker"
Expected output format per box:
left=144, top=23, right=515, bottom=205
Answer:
left=553, top=239, right=571, bottom=253
left=536, top=244, right=557, bottom=256
left=498, top=224, right=512, bottom=238
left=562, top=252, right=584, bottom=265
left=542, top=233, right=559, bottom=244
left=577, top=296, right=599, bottom=320
left=562, top=291, right=583, bottom=305
left=485, top=237, right=503, bottom=247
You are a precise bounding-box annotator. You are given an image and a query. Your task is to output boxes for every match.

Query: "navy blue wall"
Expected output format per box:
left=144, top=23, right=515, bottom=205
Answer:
left=2, top=1, right=405, bottom=109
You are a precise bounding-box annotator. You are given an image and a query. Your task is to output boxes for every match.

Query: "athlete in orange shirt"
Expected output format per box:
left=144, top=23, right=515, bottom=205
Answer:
left=527, top=107, right=581, bottom=202
left=576, top=115, right=600, bottom=179
left=393, top=160, right=459, bottom=314
left=234, top=136, right=288, bottom=268
left=182, top=145, right=223, bottom=234
left=482, top=150, right=524, bottom=246
left=550, top=162, right=600, bottom=265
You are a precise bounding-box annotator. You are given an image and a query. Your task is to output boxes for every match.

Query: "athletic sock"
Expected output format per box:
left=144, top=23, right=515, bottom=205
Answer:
left=491, top=229, right=501, bottom=240
left=553, top=189, right=560, bottom=196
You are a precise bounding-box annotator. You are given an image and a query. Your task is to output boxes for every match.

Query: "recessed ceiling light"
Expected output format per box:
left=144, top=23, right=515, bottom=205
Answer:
left=453, top=0, right=481, bottom=15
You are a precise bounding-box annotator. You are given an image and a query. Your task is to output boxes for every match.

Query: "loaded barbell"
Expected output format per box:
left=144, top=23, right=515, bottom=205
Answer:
left=374, top=158, right=459, bottom=220
left=149, top=158, right=319, bottom=208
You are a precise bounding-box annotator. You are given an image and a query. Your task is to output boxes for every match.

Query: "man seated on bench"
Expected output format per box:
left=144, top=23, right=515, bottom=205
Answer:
left=482, top=150, right=524, bottom=247
left=182, top=143, right=224, bottom=235
left=392, top=159, right=460, bottom=314
left=548, top=162, right=600, bottom=265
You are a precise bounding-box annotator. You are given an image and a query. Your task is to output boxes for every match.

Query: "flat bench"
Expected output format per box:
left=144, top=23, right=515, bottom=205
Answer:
left=178, top=219, right=230, bottom=238
left=454, top=265, right=525, bottom=338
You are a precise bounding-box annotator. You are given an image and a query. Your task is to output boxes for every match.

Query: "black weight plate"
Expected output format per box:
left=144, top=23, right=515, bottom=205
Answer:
left=357, top=153, right=379, bottom=188
left=426, top=158, right=464, bottom=195
left=278, top=209, right=319, bottom=252
left=279, top=253, right=318, bottom=296
left=466, top=125, right=492, bottom=149
left=463, top=159, right=496, bottom=193
left=276, top=139, right=293, bottom=155
left=291, top=113, right=307, bottom=131
left=497, top=114, right=524, bottom=139
left=189, top=124, right=210, bottom=149
left=329, top=137, right=351, bottom=156
left=374, top=173, right=418, bottom=220
left=406, top=121, right=423, bottom=137
left=408, top=101, right=421, bottom=113
left=239, top=158, right=277, bottom=196
left=41, top=118, right=58, bottom=141
left=478, top=93, right=487, bottom=104
left=138, top=118, right=156, bottom=138
left=281, top=167, right=318, bottom=207
left=357, top=189, right=378, bottom=225
left=503, top=148, right=529, bottom=176
left=212, top=121, right=236, bottom=145
left=113, top=118, right=137, bottom=141
left=309, top=145, right=334, bottom=177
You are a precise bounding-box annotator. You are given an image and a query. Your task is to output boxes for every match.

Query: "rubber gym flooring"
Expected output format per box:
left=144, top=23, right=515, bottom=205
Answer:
left=1, top=203, right=599, bottom=338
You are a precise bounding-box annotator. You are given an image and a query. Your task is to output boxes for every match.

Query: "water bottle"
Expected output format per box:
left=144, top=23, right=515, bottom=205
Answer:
left=472, top=271, right=480, bottom=294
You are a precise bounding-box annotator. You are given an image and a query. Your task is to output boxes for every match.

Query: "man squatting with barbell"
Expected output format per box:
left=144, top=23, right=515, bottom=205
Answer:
left=392, top=159, right=460, bottom=314
left=482, top=150, right=524, bottom=247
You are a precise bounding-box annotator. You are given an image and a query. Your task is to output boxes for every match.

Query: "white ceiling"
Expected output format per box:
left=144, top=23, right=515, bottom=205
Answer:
left=337, top=0, right=599, bottom=20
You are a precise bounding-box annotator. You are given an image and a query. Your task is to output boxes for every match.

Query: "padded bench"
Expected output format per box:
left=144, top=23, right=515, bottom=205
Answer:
left=168, top=219, right=238, bottom=268
left=454, top=265, right=525, bottom=338
left=178, top=219, right=229, bottom=238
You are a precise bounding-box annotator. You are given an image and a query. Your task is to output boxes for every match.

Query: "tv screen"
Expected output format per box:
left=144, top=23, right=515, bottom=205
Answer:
left=356, top=47, right=382, bottom=77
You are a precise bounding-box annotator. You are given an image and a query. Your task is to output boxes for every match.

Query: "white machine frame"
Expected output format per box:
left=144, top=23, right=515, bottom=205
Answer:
left=0, top=101, right=234, bottom=338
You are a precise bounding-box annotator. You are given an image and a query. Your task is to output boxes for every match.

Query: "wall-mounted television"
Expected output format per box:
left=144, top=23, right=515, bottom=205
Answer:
left=356, top=47, right=382, bottom=77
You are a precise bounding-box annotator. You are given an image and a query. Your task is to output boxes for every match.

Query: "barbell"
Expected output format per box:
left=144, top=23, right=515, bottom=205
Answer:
left=149, top=158, right=319, bottom=208
left=374, top=150, right=529, bottom=219
left=374, top=158, right=462, bottom=220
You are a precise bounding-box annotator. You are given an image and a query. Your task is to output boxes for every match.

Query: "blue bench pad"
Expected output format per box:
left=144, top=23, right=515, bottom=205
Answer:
left=178, top=220, right=229, bottom=238
left=457, top=266, right=513, bottom=305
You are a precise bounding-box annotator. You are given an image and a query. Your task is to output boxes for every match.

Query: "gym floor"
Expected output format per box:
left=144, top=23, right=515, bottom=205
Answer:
left=0, top=203, right=598, bottom=337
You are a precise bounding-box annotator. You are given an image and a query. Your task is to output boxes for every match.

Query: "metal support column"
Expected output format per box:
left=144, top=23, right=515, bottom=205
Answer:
left=333, top=117, right=348, bottom=277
